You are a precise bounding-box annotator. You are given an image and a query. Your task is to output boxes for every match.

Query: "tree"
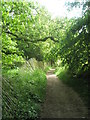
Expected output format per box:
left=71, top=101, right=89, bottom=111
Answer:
left=57, top=0, right=90, bottom=77
left=2, top=1, right=55, bottom=68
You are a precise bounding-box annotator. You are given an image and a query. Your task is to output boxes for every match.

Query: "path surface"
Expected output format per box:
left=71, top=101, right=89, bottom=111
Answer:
left=40, top=69, right=88, bottom=118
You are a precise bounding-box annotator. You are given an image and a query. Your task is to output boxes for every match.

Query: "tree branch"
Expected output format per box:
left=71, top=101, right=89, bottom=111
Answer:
left=30, top=36, right=59, bottom=43
left=5, top=31, right=19, bottom=38
left=5, top=30, right=59, bottom=43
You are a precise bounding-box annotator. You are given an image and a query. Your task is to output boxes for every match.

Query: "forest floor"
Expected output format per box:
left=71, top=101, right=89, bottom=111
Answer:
left=40, top=69, right=88, bottom=118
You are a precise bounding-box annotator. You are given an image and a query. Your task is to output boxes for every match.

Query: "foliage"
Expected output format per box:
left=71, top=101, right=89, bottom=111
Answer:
left=2, top=32, right=25, bottom=69
left=2, top=0, right=89, bottom=73
left=2, top=1, right=51, bottom=68
left=56, top=0, right=90, bottom=78
left=2, top=66, right=46, bottom=119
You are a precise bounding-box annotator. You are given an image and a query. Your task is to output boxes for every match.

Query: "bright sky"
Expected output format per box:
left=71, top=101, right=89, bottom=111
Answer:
left=35, top=0, right=82, bottom=19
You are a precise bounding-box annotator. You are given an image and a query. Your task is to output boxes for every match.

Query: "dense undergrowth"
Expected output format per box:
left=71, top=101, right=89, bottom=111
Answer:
left=56, top=67, right=88, bottom=107
left=2, top=64, right=48, bottom=119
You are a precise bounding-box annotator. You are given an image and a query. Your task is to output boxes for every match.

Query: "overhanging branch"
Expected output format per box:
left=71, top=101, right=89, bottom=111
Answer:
left=5, top=31, right=19, bottom=38
left=30, top=36, right=59, bottom=43
left=5, top=30, right=59, bottom=43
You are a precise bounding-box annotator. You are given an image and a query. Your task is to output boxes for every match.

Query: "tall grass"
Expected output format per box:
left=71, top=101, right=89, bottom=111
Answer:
left=56, top=67, right=88, bottom=107
left=2, top=66, right=47, bottom=119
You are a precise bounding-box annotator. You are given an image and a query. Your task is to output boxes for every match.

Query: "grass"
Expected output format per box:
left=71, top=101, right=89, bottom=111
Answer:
left=2, top=66, right=47, bottom=119
left=56, top=67, right=88, bottom=107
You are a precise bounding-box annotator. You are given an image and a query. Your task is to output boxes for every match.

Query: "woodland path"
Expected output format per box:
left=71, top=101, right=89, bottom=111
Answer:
left=40, top=69, right=88, bottom=118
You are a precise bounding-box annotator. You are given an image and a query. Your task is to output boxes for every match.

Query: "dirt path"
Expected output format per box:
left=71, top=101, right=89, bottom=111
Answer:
left=40, top=69, right=88, bottom=118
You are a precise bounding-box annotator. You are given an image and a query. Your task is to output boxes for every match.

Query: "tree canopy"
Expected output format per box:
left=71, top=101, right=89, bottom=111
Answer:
left=2, top=0, right=89, bottom=76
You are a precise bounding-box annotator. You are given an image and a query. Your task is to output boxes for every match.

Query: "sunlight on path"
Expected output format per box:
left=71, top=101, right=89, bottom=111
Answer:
left=40, top=69, right=88, bottom=118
